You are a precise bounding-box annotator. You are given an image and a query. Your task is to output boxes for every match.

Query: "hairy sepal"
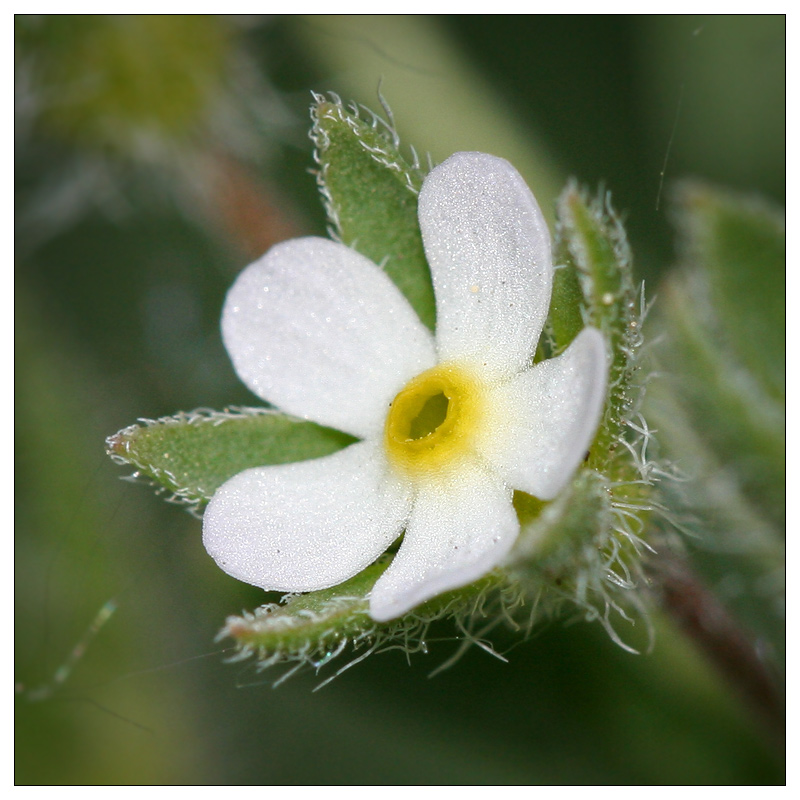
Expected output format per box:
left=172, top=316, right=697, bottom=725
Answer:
left=310, top=93, right=436, bottom=329
left=106, top=407, right=354, bottom=512
left=510, top=468, right=651, bottom=652
left=551, top=183, right=648, bottom=472
left=219, top=557, right=509, bottom=687
left=547, top=186, right=657, bottom=615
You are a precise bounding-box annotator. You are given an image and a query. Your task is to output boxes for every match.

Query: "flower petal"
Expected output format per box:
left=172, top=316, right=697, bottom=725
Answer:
left=478, top=327, right=608, bottom=500
left=222, top=237, right=437, bottom=439
left=203, top=441, right=412, bottom=592
left=418, top=152, right=553, bottom=378
left=369, top=465, right=518, bottom=621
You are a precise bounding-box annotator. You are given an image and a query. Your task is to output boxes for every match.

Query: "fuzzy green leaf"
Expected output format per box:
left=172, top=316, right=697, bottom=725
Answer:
left=673, top=181, right=785, bottom=399
left=660, top=275, right=784, bottom=521
left=311, top=95, right=436, bottom=329
left=644, top=184, right=785, bottom=665
left=106, top=407, right=355, bottom=508
left=656, top=184, right=785, bottom=526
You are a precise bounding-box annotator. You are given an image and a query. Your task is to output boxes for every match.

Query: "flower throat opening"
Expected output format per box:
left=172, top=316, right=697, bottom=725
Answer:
left=384, top=364, right=484, bottom=477
left=408, top=391, right=449, bottom=440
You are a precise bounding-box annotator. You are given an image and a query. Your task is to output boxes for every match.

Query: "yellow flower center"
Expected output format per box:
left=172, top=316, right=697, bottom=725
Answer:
left=384, top=364, right=485, bottom=479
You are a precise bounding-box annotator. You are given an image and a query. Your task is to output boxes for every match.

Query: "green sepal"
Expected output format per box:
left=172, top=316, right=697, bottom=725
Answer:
left=311, top=94, right=436, bottom=330
left=220, top=555, right=506, bottom=682
left=106, top=407, right=355, bottom=509
left=510, top=468, right=650, bottom=651
left=546, top=253, right=585, bottom=356
left=221, top=560, right=383, bottom=659
left=513, top=470, right=610, bottom=568
left=552, top=183, right=645, bottom=473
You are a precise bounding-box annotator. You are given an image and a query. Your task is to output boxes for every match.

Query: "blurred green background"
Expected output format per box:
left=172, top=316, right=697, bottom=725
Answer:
left=15, top=15, right=784, bottom=785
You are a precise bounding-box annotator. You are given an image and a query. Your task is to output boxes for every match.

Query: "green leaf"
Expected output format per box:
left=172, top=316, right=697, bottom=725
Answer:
left=645, top=382, right=785, bottom=662
left=660, top=274, right=784, bottom=521
left=655, top=184, right=785, bottom=526
left=106, top=407, right=355, bottom=508
left=673, top=181, right=785, bottom=399
left=644, top=184, right=786, bottom=665
left=311, top=95, right=436, bottom=329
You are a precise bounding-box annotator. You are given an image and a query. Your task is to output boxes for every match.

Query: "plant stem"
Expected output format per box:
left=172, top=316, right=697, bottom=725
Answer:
left=646, top=549, right=784, bottom=748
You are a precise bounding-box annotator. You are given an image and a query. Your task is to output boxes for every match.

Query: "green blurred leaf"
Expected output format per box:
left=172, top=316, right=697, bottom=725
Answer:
left=660, top=183, right=785, bottom=525
left=106, top=407, right=355, bottom=508
left=645, top=183, right=785, bottom=664
left=661, top=275, right=784, bottom=521
left=311, top=95, right=436, bottom=329
left=672, top=181, right=785, bottom=400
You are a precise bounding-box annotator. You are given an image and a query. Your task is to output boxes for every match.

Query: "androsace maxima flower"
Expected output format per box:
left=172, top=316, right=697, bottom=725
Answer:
left=203, top=152, right=607, bottom=622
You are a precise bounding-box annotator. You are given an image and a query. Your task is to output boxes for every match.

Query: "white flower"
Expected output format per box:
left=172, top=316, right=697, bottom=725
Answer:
left=203, top=152, right=607, bottom=622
